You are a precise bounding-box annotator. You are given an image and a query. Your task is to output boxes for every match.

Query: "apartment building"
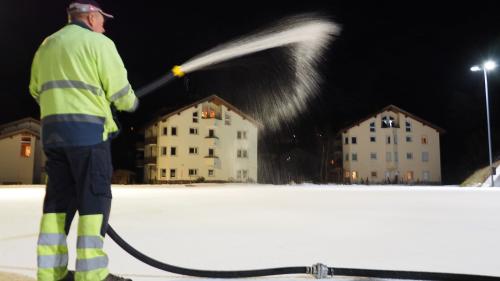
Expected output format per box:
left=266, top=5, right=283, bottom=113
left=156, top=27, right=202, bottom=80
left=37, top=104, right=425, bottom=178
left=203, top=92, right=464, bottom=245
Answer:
left=143, top=95, right=259, bottom=183
left=0, top=117, right=45, bottom=184
left=339, top=105, right=444, bottom=184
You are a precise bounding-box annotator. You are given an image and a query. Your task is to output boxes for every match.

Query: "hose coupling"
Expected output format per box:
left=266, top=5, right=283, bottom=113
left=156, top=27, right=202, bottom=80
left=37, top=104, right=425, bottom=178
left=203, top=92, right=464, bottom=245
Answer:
left=308, top=263, right=331, bottom=279
left=172, top=65, right=185, bottom=77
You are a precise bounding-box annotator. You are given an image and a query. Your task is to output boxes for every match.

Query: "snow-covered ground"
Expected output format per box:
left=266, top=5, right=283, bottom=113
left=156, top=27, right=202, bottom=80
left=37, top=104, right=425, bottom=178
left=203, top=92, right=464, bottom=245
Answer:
left=481, top=165, right=500, bottom=187
left=1, top=184, right=500, bottom=281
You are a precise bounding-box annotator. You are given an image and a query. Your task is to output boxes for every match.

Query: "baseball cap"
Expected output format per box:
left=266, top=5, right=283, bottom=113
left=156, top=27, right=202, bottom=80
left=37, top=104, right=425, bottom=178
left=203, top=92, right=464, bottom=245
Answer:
left=67, top=0, right=114, bottom=19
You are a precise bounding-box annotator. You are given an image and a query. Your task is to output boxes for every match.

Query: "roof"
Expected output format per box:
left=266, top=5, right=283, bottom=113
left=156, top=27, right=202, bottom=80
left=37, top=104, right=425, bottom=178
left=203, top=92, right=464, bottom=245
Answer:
left=145, top=95, right=262, bottom=129
left=0, top=129, right=40, bottom=140
left=0, top=117, right=40, bottom=131
left=338, top=105, right=446, bottom=134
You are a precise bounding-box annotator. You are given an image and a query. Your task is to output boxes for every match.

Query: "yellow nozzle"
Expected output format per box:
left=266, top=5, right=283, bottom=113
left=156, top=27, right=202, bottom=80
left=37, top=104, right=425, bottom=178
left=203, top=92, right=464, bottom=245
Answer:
left=172, top=65, right=185, bottom=77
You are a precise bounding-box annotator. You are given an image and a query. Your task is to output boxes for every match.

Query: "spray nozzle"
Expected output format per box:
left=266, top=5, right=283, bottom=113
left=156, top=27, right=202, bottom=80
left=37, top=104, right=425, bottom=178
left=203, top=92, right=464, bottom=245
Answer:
left=172, top=65, right=185, bottom=77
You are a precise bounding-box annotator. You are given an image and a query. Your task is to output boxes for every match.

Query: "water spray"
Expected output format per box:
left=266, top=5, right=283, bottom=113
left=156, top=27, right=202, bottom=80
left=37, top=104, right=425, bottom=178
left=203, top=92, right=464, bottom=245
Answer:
left=108, top=14, right=500, bottom=280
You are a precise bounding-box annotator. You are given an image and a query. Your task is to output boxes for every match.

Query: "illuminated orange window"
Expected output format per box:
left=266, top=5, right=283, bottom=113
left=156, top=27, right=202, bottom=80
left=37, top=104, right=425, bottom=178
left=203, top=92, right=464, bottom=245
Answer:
left=20, top=137, right=32, bottom=158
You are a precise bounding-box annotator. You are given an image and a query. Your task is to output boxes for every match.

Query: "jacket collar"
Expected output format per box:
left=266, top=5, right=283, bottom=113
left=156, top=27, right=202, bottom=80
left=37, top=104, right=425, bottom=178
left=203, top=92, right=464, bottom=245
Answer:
left=69, top=20, right=93, bottom=31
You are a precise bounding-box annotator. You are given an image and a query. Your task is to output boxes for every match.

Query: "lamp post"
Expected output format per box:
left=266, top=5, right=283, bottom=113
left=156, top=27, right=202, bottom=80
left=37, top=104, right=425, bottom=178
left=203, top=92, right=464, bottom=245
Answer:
left=471, top=60, right=496, bottom=187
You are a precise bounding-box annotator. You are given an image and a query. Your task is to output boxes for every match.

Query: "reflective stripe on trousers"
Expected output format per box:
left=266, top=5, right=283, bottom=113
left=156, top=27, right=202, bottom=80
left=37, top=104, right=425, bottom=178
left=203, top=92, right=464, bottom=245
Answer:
left=37, top=213, right=69, bottom=281
left=75, top=214, right=109, bottom=281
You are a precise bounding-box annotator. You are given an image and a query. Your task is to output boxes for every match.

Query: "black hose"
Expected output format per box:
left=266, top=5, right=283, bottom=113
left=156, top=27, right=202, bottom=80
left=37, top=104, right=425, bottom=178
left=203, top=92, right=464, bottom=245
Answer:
left=106, top=225, right=500, bottom=280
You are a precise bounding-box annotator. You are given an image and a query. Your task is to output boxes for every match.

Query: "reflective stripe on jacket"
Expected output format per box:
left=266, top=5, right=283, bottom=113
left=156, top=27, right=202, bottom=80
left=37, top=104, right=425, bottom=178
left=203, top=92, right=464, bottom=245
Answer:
left=29, top=22, right=138, bottom=147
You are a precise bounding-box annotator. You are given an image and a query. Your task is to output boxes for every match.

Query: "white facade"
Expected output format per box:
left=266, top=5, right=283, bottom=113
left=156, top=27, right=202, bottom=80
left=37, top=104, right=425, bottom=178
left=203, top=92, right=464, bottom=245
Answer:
left=341, top=106, right=443, bottom=184
left=144, top=95, right=259, bottom=183
left=0, top=118, right=45, bottom=184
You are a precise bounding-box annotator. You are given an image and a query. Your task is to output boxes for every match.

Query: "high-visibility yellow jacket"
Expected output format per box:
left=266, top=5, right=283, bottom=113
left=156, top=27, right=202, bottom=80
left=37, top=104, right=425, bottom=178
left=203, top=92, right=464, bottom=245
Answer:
left=29, top=22, right=138, bottom=147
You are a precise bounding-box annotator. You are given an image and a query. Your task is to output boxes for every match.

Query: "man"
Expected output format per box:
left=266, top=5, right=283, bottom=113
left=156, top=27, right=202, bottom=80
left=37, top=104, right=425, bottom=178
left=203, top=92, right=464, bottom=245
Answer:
left=29, top=1, right=137, bottom=280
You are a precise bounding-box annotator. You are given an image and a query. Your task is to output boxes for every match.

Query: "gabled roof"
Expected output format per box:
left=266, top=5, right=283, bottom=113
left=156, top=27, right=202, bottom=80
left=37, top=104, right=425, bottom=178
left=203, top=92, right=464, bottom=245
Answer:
left=0, top=117, right=40, bottom=130
left=0, top=129, right=40, bottom=140
left=339, top=105, right=446, bottom=134
left=145, top=95, right=262, bottom=129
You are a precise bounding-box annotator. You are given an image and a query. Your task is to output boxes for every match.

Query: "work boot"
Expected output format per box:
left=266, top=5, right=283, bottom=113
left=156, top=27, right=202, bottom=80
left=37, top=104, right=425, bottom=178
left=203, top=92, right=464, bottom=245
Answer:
left=59, top=270, right=74, bottom=281
left=103, top=273, right=132, bottom=281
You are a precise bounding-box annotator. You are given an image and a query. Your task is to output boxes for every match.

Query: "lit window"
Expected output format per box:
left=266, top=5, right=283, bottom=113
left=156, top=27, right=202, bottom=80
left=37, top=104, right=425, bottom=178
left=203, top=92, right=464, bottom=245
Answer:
left=351, top=171, right=358, bottom=180
left=406, top=171, right=414, bottom=181
left=201, top=103, right=222, bottom=120
left=344, top=171, right=350, bottom=178
left=20, top=137, right=32, bottom=158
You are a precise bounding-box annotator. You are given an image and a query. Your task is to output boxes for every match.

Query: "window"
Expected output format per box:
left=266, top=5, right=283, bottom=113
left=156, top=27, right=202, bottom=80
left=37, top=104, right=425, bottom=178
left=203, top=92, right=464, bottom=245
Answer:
left=406, top=136, right=412, bottom=142
left=201, top=103, right=222, bottom=119
left=237, top=131, right=247, bottom=140
left=345, top=153, right=349, bottom=161
left=394, top=152, right=399, bottom=162
left=344, top=137, right=348, bottom=144
left=394, top=135, right=398, bottom=144
left=423, top=171, right=430, bottom=181
left=422, top=152, right=429, bottom=162
left=344, top=171, right=350, bottom=178
left=352, top=153, right=357, bottom=161
left=382, top=116, right=395, bottom=128
left=369, top=122, right=376, bottom=132
left=208, top=129, right=215, bottom=138
left=421, top=136, right=428, bottom=144
left=208, top=169, right=214, bottom=177
left=20, top=137, right=31, bottom=158
left=406, top=171, right=414, bottom=181
left=237, top=170, right=242, bottom=179
left=370, top=152, right=377, bottom=160
left=405, top=121, right=412, bottom=132
left=237, top=149, right=248, bottom=158
left=370, top=136, right=376, bottom=142
left=351, top=171, right=358, bottom=180
left=406, top=152, right=413, bottom=160
left=242, top=170, right=248, bottom=178
left=170, top=169, right=176, bottom=178
left=192, top=111, right=198, bottom=123
left=225, top=113, right=231, bottom=125
left=170, top=147, right=177, bottom=156
left=386, top=136, right=391, bottom=144
left=189, top=147, right=198, bottom=154
left=386, top=152, right=392, bottom=162
left=189, top=169, right=198, bottom=176
left=189, top=128, right=198, bottom=135
left=162, top=127, right=168, bottom=136
left=161, top=169, right=167, bottom=178
left=371, top=171, right=377, bottom=178
left=351, top=137, right=357, bottom=144
left=208, top=148, right=214, bottom=157
left=161, top=146, right=167, bottom=156
left=171, top=127, right=177, bottom=136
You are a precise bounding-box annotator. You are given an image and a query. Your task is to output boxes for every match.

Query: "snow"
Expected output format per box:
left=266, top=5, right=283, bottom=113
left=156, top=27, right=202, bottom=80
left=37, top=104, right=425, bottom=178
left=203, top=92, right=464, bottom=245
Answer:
left=1, top=184, right=500, bottom=281
left=481, top=165, right=500, bottom=187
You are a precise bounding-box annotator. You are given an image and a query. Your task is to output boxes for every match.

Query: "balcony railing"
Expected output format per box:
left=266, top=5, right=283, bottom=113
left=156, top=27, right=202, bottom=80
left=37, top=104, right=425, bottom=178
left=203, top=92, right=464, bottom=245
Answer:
left=144, top=156, right=157, bottom=164
left=145, top=136, right=157, bottom=145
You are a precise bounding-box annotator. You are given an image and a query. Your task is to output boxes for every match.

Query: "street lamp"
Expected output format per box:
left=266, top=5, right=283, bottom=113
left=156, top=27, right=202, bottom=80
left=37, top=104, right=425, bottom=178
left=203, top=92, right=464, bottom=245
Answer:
left=471, top=60, right=497, bottom=187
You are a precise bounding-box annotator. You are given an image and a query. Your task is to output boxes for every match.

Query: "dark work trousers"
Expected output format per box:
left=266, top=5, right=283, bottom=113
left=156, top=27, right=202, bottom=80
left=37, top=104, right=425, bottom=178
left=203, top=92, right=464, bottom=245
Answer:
left=42, top=141, right=113, bottom=236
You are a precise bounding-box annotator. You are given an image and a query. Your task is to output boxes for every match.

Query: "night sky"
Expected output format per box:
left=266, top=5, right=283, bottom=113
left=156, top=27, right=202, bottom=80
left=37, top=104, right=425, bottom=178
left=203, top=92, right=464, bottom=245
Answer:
left=2, top=1, right=500, bottom=184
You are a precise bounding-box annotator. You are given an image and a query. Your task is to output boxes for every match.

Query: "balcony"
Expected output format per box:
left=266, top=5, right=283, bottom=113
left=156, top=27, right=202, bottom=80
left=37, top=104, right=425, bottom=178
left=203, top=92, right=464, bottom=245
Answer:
left=204, top=156, right=221, bottom=168
left=144, top=156, right=157, bottom=165
left=145, top=136, right=157, bottom=145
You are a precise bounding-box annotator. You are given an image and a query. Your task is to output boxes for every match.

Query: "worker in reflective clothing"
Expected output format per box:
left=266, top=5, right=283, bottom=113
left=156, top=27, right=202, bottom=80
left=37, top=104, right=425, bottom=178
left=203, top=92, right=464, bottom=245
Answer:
left=29, top=1, right=136, bottom=280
